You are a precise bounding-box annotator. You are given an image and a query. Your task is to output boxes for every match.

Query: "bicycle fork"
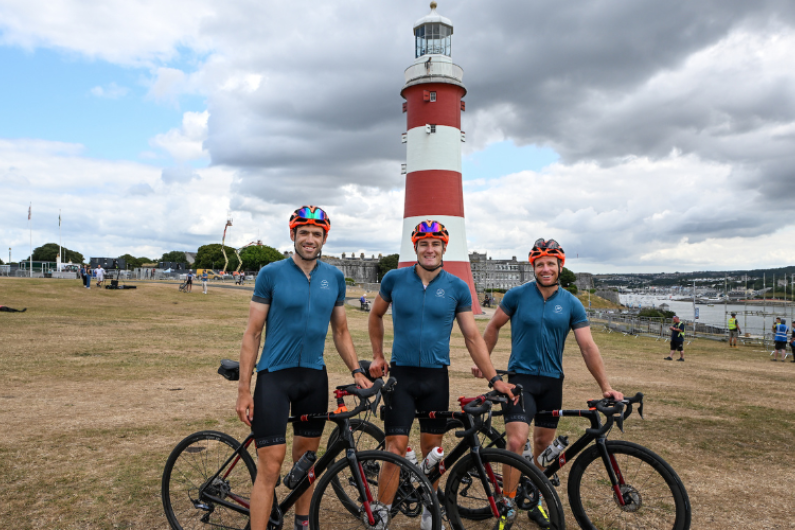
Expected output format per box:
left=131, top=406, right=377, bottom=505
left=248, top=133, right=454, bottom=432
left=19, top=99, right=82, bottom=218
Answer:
left=470, top=447, right=503, bottom=519
left=346, top=449, right=377, bottom=525
left=595, top=438, right=627, bottom=507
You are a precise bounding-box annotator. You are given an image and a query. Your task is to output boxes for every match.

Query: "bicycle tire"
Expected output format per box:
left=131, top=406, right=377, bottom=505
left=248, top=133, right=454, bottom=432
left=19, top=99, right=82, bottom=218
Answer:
left=567, top=440, right=690, bottom=530
left=310, top=449, right=441, bottom=530
left=162, top=430, right=257, bottom=530
left=445, top=448, right=565, bottom=530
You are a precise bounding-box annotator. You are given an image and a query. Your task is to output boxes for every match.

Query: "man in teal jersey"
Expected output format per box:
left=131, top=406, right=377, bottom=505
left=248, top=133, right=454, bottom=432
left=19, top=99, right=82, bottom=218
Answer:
left=476, top=238, right=622, bottom=528
left=236, top=206, right=372, bottom=530
left=369, top=220, right=514, bottom=530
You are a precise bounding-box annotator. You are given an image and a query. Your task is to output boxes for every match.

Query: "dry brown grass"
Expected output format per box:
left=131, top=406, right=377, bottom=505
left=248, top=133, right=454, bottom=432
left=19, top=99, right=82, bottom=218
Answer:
left=0, top=277, right=793, bottom=529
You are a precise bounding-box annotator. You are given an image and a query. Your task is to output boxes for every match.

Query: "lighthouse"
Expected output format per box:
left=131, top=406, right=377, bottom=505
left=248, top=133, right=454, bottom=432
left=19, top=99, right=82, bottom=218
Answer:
left=399, top=1, right=482, bottom=314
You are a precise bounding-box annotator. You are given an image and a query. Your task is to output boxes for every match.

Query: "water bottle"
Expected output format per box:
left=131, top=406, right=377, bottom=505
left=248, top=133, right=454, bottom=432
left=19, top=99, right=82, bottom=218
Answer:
left=405, top=446, right=418, bottom=466
left=283, top=451, right=317, bottom=489
left=521, top=440, right=533, bottom=461
left=537, top=436, right=569, bottom=467
left=420, top=447, right=444, bottom=474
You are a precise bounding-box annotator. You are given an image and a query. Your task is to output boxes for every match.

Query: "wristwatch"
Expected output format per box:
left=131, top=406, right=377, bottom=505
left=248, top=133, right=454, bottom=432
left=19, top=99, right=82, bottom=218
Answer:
left=488, top=375, right=503, bottom=389
left=351, top=367, right=366, bottom=378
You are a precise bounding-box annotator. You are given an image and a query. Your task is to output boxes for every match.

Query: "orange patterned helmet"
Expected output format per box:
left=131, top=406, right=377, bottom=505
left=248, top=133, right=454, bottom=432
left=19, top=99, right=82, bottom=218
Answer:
left=289, top=206, right=331, bottom=232
left=528, top=238, right=565, bottom=267
left=411, top=220, right=450, bottom=245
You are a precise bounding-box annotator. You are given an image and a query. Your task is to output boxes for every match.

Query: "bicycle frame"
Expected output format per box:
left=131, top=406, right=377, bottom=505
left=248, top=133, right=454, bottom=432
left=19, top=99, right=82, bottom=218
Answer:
left=415, top=409, right=505, bottom=518
left=196, top=390, right=384, bottom=526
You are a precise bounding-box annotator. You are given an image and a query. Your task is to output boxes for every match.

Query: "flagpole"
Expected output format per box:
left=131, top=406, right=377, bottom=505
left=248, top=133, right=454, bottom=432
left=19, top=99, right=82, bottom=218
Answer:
left=29, top=202, right=32, bottom=278
left=59, top=209, right=62, bottom=271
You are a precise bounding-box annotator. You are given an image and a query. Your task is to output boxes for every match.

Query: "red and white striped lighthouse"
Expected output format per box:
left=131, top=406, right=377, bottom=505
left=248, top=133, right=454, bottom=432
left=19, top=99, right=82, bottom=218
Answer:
left=399, top=1, right=482, bottom=314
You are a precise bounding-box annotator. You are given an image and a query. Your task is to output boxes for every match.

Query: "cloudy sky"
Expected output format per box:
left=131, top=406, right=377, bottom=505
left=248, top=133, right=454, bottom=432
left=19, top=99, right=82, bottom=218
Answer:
left=2, top=0, right=795, bottom=273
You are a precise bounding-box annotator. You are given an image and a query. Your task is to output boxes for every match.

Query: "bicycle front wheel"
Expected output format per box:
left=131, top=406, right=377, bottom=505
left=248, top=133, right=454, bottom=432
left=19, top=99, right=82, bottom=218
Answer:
left=567, top=440, right=690, bottom=530
left=310, top=449, right=441, bottom=530
left=162, top=430, right=256, bottom=530
left=445, top=448, right=565, bottom=530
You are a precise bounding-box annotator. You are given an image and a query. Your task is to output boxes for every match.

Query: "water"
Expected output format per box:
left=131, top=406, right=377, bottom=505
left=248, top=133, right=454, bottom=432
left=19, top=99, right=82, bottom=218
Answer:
left=619, top=295, right=795, bottom=337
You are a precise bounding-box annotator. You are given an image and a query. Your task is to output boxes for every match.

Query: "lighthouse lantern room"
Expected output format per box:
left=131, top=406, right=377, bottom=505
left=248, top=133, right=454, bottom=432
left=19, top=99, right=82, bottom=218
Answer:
left=399, top=1, right=482, bottom=314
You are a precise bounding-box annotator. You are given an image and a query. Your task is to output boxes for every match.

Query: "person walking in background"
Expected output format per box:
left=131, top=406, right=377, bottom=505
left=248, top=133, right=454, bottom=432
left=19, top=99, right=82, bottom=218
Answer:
left=728, top=312, right=741, bottom=348
left=95, top=264, right=105, bottom=288
left=772, top=317, right=788, bottom=361
left=201, top=270, right=209, bottom=294
left=186, top=269, right=194, bottom=293
left=665, top=315, right=685, bottom=361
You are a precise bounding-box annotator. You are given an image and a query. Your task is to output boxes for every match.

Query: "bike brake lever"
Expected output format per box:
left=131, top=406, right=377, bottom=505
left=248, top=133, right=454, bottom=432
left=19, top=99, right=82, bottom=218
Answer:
left=638, top=400, right=644, bottom=419
left=616, top=413, right=624, bottom=433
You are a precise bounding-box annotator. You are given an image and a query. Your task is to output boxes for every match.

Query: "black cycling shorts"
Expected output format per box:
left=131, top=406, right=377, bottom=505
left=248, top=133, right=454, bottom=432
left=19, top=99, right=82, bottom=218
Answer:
left=383, top=364, right=449, bottom=436
left=670, top=341, right=684, bottom=352
left=502, top=374, right=563, bottom=430
left=252, top=367, right=328, bottom=448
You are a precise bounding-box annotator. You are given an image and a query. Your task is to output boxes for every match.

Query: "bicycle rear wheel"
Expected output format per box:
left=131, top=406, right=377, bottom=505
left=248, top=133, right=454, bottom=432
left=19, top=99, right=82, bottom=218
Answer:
left=162, top=430, right=256, bottom=530
left=445, top=448, right=564, bottom=530
left=567, top=440, right=690, bottom=530
left=310, top=450, right=441, bottom=530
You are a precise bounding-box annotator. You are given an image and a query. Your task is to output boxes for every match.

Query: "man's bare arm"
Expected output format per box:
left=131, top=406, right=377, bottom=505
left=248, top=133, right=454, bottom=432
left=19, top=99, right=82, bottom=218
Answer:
left=457, top=311, right=515, bottom=401
left=330, top=305, right=372, bottom=389
left=473, top=307, right=511, bottom=378
left=573, top=326, right=623, bottom=401
left=236, top=301, right=269, bottom=426
left=367, top=295, right=391, bottom=378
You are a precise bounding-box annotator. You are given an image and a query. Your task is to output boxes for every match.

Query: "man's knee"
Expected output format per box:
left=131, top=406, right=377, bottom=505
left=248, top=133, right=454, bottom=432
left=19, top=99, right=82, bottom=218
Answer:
left=505, top=422, right=529, bottom=453
left=384, top=435, right=409, bottom=456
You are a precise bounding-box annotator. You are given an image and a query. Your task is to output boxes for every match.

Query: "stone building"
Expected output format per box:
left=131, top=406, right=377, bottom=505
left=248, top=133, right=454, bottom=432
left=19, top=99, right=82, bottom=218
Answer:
left=469, top=252, right=535, bottom=291
left=282, top=251, right=380, bottom=284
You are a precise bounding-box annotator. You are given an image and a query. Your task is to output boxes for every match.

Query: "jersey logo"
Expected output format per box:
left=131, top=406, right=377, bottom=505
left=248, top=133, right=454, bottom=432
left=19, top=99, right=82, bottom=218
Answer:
left=436, top=288, right=445, bottom=297
left=320, top=280, right=329, bottom=290
left=554, top=305, right=563, bottom=313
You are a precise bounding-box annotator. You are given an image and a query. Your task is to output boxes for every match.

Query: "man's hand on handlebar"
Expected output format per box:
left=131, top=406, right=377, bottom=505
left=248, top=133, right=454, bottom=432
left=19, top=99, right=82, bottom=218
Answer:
left=493, top=380, right=519, bottom=404
left=603, top=388, right=624, bottom=402
left=369, top=357, right=389, bottom=378
left=354, top=372, right=374, bottom=389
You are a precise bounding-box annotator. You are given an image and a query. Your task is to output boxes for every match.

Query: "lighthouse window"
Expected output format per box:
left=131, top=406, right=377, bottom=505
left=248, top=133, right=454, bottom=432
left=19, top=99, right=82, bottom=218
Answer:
left=430, top=124, right=436, bottom=133
left=415, top=23, right=452, bottom=58
left=430, top=91, right=436, bottom=102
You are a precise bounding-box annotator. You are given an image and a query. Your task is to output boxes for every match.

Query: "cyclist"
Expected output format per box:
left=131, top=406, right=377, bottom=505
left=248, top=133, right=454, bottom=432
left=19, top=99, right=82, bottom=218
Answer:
left=772, top=317, right=788, bottom=362
left=236, top=206, right=372, bottom=530
left=728, top=312, right=741, bottom=348
left=475, top=238, right=623, bottom=528
left=665, top=315, right=686, bottom=361
left=369, top=219, right=515, bottom=530
left=185, top=269, right=194, bottom=292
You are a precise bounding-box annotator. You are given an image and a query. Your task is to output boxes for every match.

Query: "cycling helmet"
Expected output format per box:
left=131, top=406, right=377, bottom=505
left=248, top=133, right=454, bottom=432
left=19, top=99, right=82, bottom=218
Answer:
left=528, top=238, right=565, bottom=267
left=411, top=220, right=450, bottom=245
left=289, top=206, right=331, bottom=232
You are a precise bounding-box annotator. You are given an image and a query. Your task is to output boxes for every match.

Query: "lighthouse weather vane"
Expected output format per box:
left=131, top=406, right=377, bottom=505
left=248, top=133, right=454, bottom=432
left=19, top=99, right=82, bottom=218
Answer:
left=398, top=1, right=482, bottom=313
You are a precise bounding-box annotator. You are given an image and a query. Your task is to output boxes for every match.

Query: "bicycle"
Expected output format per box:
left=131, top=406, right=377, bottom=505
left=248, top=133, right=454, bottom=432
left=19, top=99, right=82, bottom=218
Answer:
left=336, top=366, right=689, bottom=530
left=161, top=361, right=442, bottom=530
left=443, top=383, right=691, bottom=530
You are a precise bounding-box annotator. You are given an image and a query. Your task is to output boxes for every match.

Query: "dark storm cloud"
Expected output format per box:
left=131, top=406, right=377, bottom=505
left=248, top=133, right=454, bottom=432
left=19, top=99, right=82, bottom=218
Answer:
left=197, top=0, right=795, bottom=261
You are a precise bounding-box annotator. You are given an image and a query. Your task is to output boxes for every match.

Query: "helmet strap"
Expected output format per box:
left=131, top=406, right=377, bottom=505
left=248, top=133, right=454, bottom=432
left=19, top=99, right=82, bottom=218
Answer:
left=417, top=260, right=443, bottom=272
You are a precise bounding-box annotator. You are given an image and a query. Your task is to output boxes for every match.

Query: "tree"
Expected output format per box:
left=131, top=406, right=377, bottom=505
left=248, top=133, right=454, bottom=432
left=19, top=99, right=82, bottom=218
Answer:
left=559, top=267, right=577, bottom=288
left=194, top=244, right=240, bottom=271
left=378, top=254, right=400, bottom=281
left=160, top=251, right=189, bottom=264
left=118, top=254, right=153, bottom=269
left=239, top=245, right=285, bottom=271
left=29, top=243, right=84, bottom=264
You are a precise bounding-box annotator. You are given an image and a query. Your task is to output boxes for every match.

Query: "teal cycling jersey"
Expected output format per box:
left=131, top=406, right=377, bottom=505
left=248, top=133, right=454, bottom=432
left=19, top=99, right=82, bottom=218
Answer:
left=379, top=266, right=472, bottom=368
left=500, top=282, right=589, bottom=379
left=252, top=258, right=345, bottom=372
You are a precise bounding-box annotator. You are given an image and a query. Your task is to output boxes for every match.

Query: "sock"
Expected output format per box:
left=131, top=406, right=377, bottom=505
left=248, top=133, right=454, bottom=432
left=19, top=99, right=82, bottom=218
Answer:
left=294, top=514, right=308, bottom=530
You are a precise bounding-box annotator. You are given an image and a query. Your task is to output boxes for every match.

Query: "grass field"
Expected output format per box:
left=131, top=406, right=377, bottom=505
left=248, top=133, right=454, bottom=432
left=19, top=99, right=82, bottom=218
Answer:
left=1, top=278, right=793, bottom=529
